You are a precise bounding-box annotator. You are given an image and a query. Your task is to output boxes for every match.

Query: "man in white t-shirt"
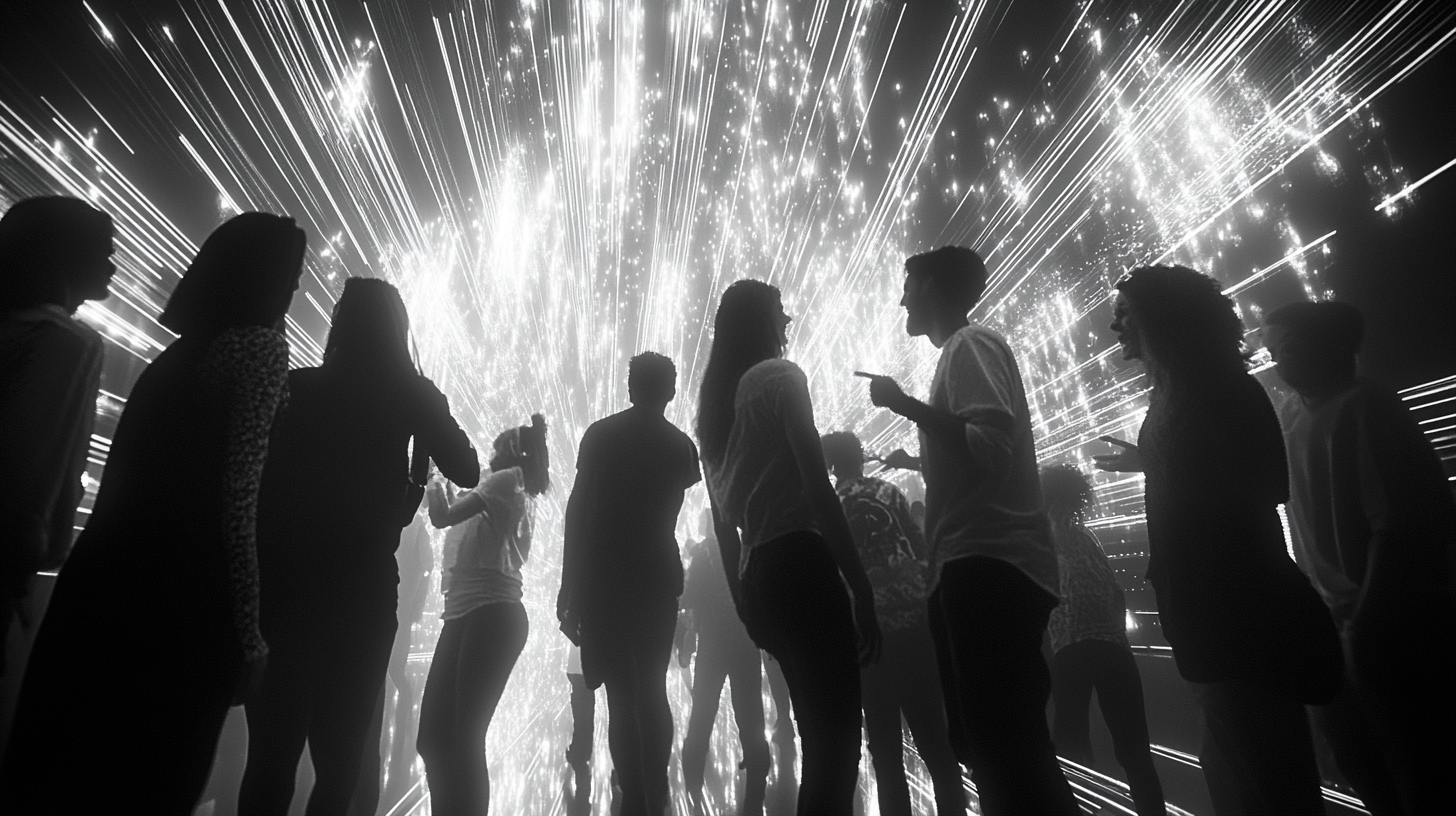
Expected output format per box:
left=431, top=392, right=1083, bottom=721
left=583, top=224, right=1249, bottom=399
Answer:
left=864, top=246, right=1077, bottom=816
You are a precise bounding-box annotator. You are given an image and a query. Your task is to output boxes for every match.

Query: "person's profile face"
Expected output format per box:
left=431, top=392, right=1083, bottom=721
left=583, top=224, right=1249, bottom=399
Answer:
left=774, top=299, right=791, bottom=350
left=1263, top=324, right=1317, bottom=391
left=900, top=271, right=931, bottom=337
left=72, top=232, right=116, bottom=304
left=1110, top=292, right=1142, bottom=361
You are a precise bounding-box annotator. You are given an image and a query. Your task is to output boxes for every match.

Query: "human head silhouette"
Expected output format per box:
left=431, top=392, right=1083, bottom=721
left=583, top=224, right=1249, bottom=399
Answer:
left=1041, top=464, right=1094, bottom=527
left=820, top=431, right=864, bottom=480
left=158, top=212, right=306, bottom=337
left=902, top=246, right=988, bottom=344
left=696, top=279, right=790, bottom=463
left=491, top=414, right=550, bottom=496
left=0, top=196, right=114, bottom=313
left=1263, top=300, right=1363, bottom=396
left=324, top=277, right=415, bottom=373
left=628, top=351, right=677, bottom=411
left=1113, top=264, right=1248, bottom=382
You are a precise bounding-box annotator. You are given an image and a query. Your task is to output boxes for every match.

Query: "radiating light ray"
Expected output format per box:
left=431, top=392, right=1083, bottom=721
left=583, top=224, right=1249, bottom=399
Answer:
left=1, top=1, right=1450, bottom=813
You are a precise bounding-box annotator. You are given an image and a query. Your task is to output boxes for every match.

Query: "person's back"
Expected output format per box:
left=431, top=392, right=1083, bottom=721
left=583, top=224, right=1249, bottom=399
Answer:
left=835, top=474, right=929, bottom=631
left=570, top=404, right=699, bottom=609
left=1047, top=524, right=1128, bottom=654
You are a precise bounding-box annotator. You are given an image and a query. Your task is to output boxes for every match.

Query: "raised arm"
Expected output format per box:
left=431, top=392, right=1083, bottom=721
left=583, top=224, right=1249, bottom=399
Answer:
left=414, top=377, right=480, bottom=489
left=426, top=477, right=486, bottom=528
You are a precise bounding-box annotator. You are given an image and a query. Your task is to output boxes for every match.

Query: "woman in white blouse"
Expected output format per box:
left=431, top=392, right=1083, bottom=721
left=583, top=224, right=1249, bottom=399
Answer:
left=417, top=414, right=548, bottom=816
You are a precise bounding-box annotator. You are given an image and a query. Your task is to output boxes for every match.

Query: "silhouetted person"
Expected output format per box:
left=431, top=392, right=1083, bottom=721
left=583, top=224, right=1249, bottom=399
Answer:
left=865, top=246, right=1077, bottom=816
left=1040, top=465, right=1166, bottom=816
left=349, top=510, right=434, bottom=816
left=559, top=351, right=700, bottom=816
left=680, top=508, right=770, bottom=815
left=1265, top=301, right=1456, bottom=816
left=417, top=415, right=548, bottom=815
left=240, top=278, right=479, bottom=816
left=0, top=213, right=306, bottom=813
left=1094, top=265, right=1340, bottom=816
left=698, top=280, right=880, bottom=816
left=820, top=431, right=965, bottom=816
left=564, top=642, right=594, bottom=816
left=0, top=196, right=114, bottom=682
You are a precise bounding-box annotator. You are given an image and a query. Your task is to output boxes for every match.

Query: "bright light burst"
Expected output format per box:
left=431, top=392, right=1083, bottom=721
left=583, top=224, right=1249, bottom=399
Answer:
left=2, top=0, right=1452, bottom=813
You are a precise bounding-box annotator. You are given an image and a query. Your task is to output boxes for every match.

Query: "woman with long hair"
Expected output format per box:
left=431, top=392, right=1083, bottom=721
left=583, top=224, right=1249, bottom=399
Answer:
left=0, top=213, right=306, bottom=814
left=696, top=279, right=880, bottom=815
left=416, top=414, right=548, bottom=815
left=1094, top=265, right=1339, bottom=815
left=239, top=277, right=479, bottom=815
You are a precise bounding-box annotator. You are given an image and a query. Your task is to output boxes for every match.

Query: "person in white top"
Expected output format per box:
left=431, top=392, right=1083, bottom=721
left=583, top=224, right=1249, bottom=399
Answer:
left=864, top=246, right=1078, bottom=816
left=0, top=197, right=114, bottom=680
left=697, top=279, right=880, bottom=816
left=417, top=415, right=548, bottom=816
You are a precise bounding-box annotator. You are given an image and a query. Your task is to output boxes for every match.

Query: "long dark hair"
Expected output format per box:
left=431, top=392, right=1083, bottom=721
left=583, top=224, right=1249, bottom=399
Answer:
left=495, top=413, right=550, bottom=497
left=159, top=212, right=306, bottom=337
left=323, top=277, right=416, bottom=374
left=1041, top=464, right=1094, bottom=525
left=696, top=279, right=785, bottom=464
left=1116, top=264, right=1249, bottom=386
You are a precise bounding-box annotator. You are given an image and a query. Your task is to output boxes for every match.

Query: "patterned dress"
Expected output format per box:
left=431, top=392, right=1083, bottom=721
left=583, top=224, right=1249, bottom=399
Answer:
left=835, top=475, right=930, bottom=632
left=1046, top=524, right=1130, bottom=653
left=1, top=326, right=288, bottom=812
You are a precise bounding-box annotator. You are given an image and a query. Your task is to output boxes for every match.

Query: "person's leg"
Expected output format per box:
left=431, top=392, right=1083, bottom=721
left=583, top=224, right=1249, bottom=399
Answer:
left=932, top=557, right=1078, bottom=816
left=764, top=653, right=795, bottom=750
left=239, top=633, right=316, bottom=816
left=1348, top=618, right=1455, bottom=816
left=1050, top=641, right=1097, bottom=765
left=416, top=616, right=465, bottom=814
left=640, top=601, right=679, bottom=815
left=1309, top=683, right=1403, bottom=816
left=927, top=589, right=971, bottom=767
left=742, top=535, right=861, bottom=816
left=304, top=611, right=398, bottom=816
left=726, top=637, right=770, bottom=815
left=1191, top=679, right=1325, bottom=815
left=682, top=635, right=730, bottom=794
left=894, top=622, right=966, bottom=816
left=603, top=662, right=649, bottom=815
left=860, top=644, right=910, bottom=816
left=566, top=672, right=595, bottom=770
left=347, top=683, right=386, bottom=816
left=1087, top=640, right=1166, bottom=816
left=384, top=634, right=418, bottom=802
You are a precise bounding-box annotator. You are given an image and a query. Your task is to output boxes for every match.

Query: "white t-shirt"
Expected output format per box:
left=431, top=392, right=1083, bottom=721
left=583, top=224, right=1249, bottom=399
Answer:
left=441, top=466, right=530, bottom=619
left=921, top=324, right=1057, bottom=597
left=704, top=358, right=819, bottom=576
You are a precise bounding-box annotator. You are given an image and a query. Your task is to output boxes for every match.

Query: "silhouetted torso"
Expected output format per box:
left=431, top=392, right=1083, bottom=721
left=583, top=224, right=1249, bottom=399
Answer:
left=1139, top=373, right=1338, bottom=698
left=257, top=362, right=477, bottom=609
left=565, top=405, right=699, bottom=611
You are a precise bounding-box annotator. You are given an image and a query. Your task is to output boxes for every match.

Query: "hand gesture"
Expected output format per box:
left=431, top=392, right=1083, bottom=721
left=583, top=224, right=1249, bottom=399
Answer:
left=880, top=448, right=920, bottom=471
left=557, top=596, right=581, bottom=645
left=866, top=375, right=906, bottom=410
left=1092, top=436, right=1143, bottom=472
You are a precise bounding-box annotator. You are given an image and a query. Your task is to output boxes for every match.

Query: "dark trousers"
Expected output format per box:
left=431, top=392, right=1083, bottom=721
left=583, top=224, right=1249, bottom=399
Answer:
left=566, top=672, right=595, bottom=768
left=416, top=601, right=528, bottom=816
left=1051, top=638, right=1166, bottom=816
left=593, top=598, right=678, bottom=816
left=1310, top=621, right=1454, bottom=816
left=682, top=625, right=771, bottom=791
left=1191, top=679, right=1324, bottom=815
left=240, top=603, right=398, bottom=816
left=741, top=531, right=862, bottom=816
left=928, top=555, right=1079, bottom=816
left=861, top=622, right=966, bottom=816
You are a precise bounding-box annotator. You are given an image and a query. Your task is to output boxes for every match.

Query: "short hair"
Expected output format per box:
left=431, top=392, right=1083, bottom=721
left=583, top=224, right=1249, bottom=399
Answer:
left=0, top=196, right=113, bottom=309
left=905, top=246, right=989, bottom=312
left=629, top=351, right=677, bottom=404
left=1264, top=301, right=1364, bottom=360
left=820, top=431, right=863, bottom=472
left=1041, top=464, right=1095, bottom=522
left=1115, top=264, right=1249, bottom=378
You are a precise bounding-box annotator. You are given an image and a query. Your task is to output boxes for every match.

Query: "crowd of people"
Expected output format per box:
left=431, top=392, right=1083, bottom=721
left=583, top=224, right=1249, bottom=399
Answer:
left=0, top=196, right=1452, bottom=816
